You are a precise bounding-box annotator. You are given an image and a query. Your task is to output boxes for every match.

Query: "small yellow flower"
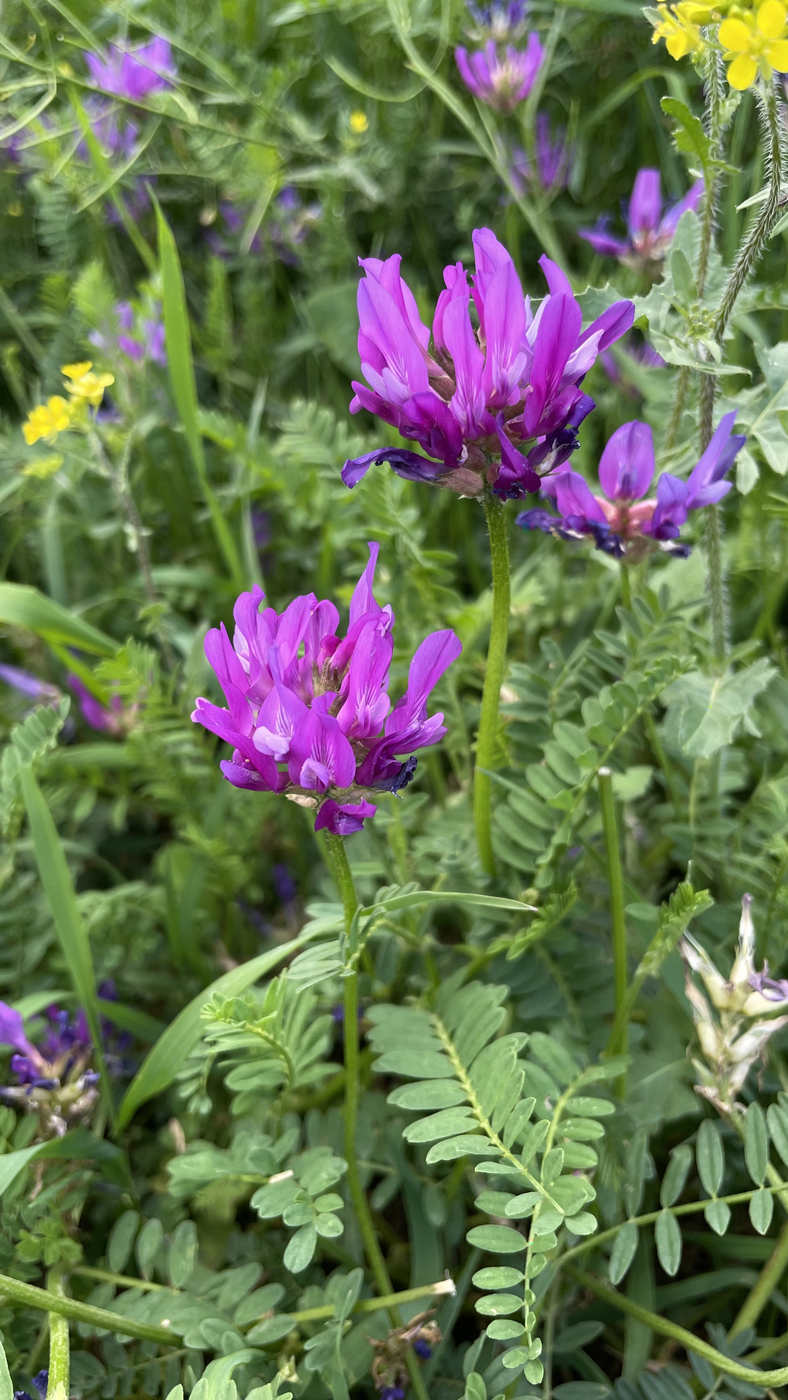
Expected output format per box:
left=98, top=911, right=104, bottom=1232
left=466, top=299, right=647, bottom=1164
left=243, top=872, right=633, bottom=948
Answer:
left=719, top=0, right=788, bottom=86
left=61, top=360, right=115, bottom=407
left=23, top=398, right=72, bottom=446
left=349, top=110, right=369, bottom=133
left=651, top=2, right=705, bottom=58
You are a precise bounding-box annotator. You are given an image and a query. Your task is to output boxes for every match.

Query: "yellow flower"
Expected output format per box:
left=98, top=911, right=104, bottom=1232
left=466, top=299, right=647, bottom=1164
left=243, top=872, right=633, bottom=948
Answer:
left=61, top=360, right=115, bottom=407
left=23, top=397, right=72, bottom=446
left=349, top=110, right=369, bottom=133
left=719, top=0, right=788, bottom=86
left=651, top=2, right=706, bottom=57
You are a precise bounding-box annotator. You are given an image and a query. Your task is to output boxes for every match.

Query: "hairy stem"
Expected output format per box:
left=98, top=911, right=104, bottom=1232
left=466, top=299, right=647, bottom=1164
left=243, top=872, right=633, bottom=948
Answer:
left=663, top=367, right=690, bottom=457
left=698, top=77, right=786, bottom=664
left=46, top=1270, right=69, bottom=1400
left=697, top=48, right=727, bottom=297
left=474, top=491, right=511, bottom=877
left=599, top=768, right=628, bottom=1095
left=324, top=832, right=431, bottom=1400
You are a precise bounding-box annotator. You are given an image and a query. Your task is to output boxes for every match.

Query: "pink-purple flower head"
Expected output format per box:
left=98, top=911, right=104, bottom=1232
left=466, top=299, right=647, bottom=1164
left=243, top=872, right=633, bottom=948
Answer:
left=509, top=116, right=573, bottom=195
left=466, top=1, right=529, bottom=40
left=192, top=545, right=462, bottom=836
left=84, top=38, right=176, bottom=102
left=343, top=227, right=634, bottom=501
left=516, top=411, right=745, bottom=557
left=455, top=35, right=543, bottom=111
left=580, top=168, right=704, bottom=271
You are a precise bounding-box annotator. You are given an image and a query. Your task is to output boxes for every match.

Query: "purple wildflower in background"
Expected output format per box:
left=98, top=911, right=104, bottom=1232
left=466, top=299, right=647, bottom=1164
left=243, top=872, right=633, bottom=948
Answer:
left=343, top=227, right=634, bottom=500
left=0, top=1001, right=100, bottom=1137
left=90, top=299, right=166, bottom=366
left=466, top=0, right=528, bottom=39
left=192, top=544, right=462, bottom=835
left=455, top=35, right=544, bottom=110
left=600, top=334, right=665, bottom=394
left=67, top=675, right=128, bottom=734
left=206, top=188, right=321, bottom=262
left=580, top=167, right=704, bottom=270
left=508, top=115, right=573, bottom=194
left=517, top=412, right=745, bottom=556
left=0, top=663, right=60, bottom=703
left=84, top=38, right=176, bottom=101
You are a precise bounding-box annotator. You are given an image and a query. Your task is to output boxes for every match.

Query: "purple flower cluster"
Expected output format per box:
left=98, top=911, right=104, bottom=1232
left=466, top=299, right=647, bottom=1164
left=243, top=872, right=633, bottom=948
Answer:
left=455, top=34, right=543, bottom=110
left=83, top=38, right=176, bottom=157
left=205, top=187, right=322, bottom=263
left=192, top=545, right=462, bottom=835
left=517, top=412, right=745, bottom=556
left=580, top=167, right=704, bottom=270
left=466, top=1, right=529, bottom=38
left=343, top=227, right=633, bottom=500
left=91, top=299, right=166, bottom=367
left=0, top=1002, right=100, bottom=1137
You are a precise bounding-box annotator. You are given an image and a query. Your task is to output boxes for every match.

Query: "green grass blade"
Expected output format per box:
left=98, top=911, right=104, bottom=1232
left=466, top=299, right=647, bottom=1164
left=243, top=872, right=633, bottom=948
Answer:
left=117, top=927, right=327, bottom=1127
left=155, top=198, right=245, bottom=591
left=0, top=583, right=117, bottom=655
left=18, top=766, right=115, bottom=1128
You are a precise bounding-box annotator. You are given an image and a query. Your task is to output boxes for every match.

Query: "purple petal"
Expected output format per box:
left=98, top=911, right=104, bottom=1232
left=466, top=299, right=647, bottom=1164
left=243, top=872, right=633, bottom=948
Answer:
left=385, top=629, right=463, bottom=740
left=481, top=258, right=527, bottom=409
left=219, top=759, right=280, bottom=791
left=0, top=663, right=59, bottom=701
left=493, top=418, right=541, bottom=498
left=515, top=507, right=561, bottom=533
left=288, top=707, right=357, bottom=791
left=315, top=799, right=377, bottom=835
left=0, top=1002, right=37, bottom=1058
left=341, top=447, right=448, bottom=489
left=627, top=168, right=662, bottom=238
left=523, top=294, right=582, bottom=435
left=646, top=472, right=688, bottom=540
left=659, top=178, right=705, bottom=238
left=553, top=471, right=608, bottom=528
left=443, top=294, right=488, bottom=437
left=579, top=299, right=635, bottom=353
left=685, top=411, right=744, bottom=508
left=598, top=421, right=654, bottom=502
left=578, top=224, right=630, bottom=259
left=538, top=255, right=573, bottom=299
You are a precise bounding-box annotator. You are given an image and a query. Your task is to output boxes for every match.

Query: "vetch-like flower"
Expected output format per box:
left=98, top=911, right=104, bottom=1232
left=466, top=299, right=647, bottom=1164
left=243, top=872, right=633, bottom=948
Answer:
left=67, top=675, right=130, bottom=734
left=23, top=397, right=72, bottom=446
left=343, top=228, right=634, bottom=500
left=580, top=167, right=704, bottom=271
left=466, top=1, right=529, bottom=40
left=0, top=1001, right=101, bottom=1138
left=516, top=411, right=745, bottom=556
left=192, top=545, right=462, bottom=835
left=91, top=300, right=166, bottom=366
left=719, top=1, right=788, bottom=88
left=508, top=115, right=573, bottom=194
left=683, top=895, right=788, bottom=1110
left=62, top=361, right=115, bottom=407
left=455, top=35, right=544, bottom=110
left=0, top=663, right=60, bottom=703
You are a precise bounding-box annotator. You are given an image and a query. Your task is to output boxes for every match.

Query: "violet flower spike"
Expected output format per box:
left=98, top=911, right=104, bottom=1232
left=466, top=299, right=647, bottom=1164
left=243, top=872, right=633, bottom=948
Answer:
left=466, top=1, right=529, bottom=40
left=517, top=412, right=744, bottom=556
left=344, top=227, right=634, bottom=500
left=580, top=167, right=704, bottom=269
left=84, top=38, right=176, bottom=100
left=455, top=35, right=544, bottom=112
left=192, top=544, right=462, bottom=835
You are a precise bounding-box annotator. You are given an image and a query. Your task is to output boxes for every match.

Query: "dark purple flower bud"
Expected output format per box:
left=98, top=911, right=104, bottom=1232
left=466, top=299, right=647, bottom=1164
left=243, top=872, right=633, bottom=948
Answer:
left=33, top=1373, right=49, bottom=1398
left=413, top=1339, right=432, bottom=1359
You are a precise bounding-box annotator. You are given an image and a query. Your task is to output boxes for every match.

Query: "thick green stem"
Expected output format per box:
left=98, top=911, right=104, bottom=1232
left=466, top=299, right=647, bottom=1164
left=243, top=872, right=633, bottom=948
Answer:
left=324, top=833, right=430, bottom=1400
left=474, top=492, right=511, bottom=877
left=564, top=1265, right=788, bottom=1386
left=698, top=78, right=785, bottom=665
left=730, top=1212, right=788, bottom=1338
left=0, top=1270, right=176, bottom=1345
left=599, top=768, right=627, bottom=1096
left=619, top=562, right=632, bottom=610
left=46, top=1271, right=69, bottom=1400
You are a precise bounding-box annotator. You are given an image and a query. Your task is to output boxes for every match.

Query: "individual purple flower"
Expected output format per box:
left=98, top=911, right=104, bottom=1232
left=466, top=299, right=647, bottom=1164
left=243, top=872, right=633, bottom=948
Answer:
left=455, top=35, right=543, bottom=111
left=84, top=38, right=176, bottom=101
left=516, top=411, right=745, bottom=556
left=600, top=334, right=665, bottom=394
left=580, top=168, right=704, bottom=270
left=0, top=663, right=60, bottom=703
left=344, top=228, right=634, bottom=500
left=509, top=116, right=573, bottom=195
left=0, top=1001, right=101, bottom=1138
left=192, top=544, right=462, bottom=835
left=90, top=298, right=166, bottom=366
left=67, top=675, right=129, bottom=734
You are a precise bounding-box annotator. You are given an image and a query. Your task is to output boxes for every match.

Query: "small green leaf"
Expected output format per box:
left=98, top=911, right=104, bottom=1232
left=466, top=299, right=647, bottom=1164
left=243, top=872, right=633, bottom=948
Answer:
left=168, top=1219, right=198, bottom=1287
left=473, top=1267, right=524, bottom=1289
left=744, top=1102, right=768, bottom=1185
left=697, top=1120, right=724, bottom=1198
left=314, top=1213, right=344, bottom=1239
left=609, top=1221, right=638, bottom=1285
left=107, top=1209, right=139, bottom=1275
left=565, top=1097, right=615, bottom=1118
left=387, top=1081, right=468, bottom=1110
left=245, top=1315, right=297, bottom=1345
left=566, top=1211, right=597, bottom=1236
left=487, top=1319, right=524, bottom=1340
left=655, top=1209, right=682, bottom=1276
left=660, top=1144, right=693, bottom=1207
left=475, top=1293, right=523, bottom=1316
left=284, top=1222, right=318, bottom=1273
left=136, top=1217, right=164, bottom=1279
left=750, top=1188, right=774, bottom=1236
left=767, top=1104, right=788, bottom=1167
left=704, top=1199, right=731, bottom=1236
left=525, top=1360, right=545, bottom=1385
left=661, top=97, right=712, bottom=174
left=541, top=1147, right=564, bottom=1185
left=467, top=1224, right=525, bottom=1254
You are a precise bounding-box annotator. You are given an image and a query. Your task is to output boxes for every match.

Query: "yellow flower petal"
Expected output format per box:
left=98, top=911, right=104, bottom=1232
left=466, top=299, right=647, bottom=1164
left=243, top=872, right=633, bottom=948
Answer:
left=765, top=35, right=788, bottom=64
left=719, top=15, right=754, bottom=47
left=727, top=51, right=759, bottom=84
left=757, top=0, right=786, bottom=36
left=667, top=28, right=690, bottom=54
left=61, top=361, right=93, bottom=380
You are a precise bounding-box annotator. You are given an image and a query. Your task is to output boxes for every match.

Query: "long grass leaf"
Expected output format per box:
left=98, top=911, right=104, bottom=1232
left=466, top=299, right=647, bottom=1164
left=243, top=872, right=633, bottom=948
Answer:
left=0, top=583, right=117, bottom=655
left=18, top=766, right=115, bottom=1127
left=117, top=927, right=327, bottom=1127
